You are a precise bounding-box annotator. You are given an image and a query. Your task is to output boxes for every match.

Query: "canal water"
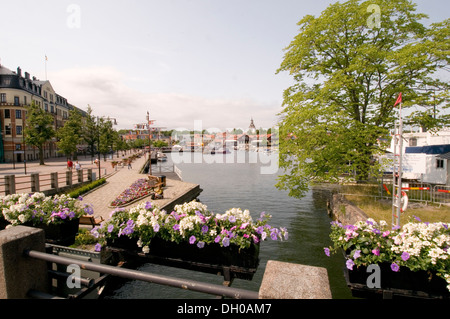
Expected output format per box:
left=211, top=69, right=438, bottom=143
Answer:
left=106, top=150, right=353, bottom=299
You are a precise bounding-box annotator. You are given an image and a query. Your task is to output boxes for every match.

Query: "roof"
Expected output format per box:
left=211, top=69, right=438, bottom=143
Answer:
left=0, top=65, right=15, bottom=75
left=405, top=144, right=450, bottom=155
left=438, top=152, right=450, bottom=160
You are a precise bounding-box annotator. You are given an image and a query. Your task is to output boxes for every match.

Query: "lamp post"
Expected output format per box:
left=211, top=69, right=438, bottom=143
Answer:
left=147, top=111, right=152, bottom=175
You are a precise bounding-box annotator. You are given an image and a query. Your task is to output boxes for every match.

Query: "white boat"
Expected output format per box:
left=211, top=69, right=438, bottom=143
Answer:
left=157, top=152, right=167, bottom=161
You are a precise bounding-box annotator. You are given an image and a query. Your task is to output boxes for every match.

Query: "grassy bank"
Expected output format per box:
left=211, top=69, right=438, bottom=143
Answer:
left=345, top=195, right=450, bottom=225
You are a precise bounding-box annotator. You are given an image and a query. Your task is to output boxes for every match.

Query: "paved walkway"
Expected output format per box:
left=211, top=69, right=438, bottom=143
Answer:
left=81, top=155, right=200, bottom=221
left=0, top=152, right=201, bottom=222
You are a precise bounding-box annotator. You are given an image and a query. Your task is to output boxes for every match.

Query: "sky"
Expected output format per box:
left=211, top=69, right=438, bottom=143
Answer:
left=0, top=0, right=448, bottom=131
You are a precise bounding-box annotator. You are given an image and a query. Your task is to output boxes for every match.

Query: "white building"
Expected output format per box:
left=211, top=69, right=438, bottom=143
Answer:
left=383, top=129, right=450, bottom=185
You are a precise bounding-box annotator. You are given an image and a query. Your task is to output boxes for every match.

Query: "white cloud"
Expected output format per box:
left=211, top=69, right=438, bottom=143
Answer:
left=49, top=66, right=282, bottom=131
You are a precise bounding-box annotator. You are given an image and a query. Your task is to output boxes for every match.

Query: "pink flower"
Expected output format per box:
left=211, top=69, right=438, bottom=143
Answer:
left=372, top=248, right=380, bottom=256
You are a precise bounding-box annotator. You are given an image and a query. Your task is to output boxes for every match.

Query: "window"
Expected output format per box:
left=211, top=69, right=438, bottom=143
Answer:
left=437, top=159, right=444, bottom=169
left=409, top=138, right=417, bottom=146
left=24, top=96, right=27, bottom=105
left=16, top=125, right=22, bottom=136
left=44, top=103, right=48, bottom=112
left=14, top=96, right=19, bottom=106
left=15, top=110, right=22, bottom=119
left=5, top=125, right=11, bottom=135
left=4, top=109, right=10, bottom=118
left=0, top=93, right=6, bottom=103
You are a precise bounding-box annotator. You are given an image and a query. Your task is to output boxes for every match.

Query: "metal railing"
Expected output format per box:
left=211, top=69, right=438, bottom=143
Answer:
left=335, top=180, right=450, bottom=205
left=24, top=249, right=259, bottom=299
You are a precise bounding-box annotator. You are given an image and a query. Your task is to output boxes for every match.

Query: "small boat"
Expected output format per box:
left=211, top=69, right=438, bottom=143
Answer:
left=157, top=152, right=167, bottom=161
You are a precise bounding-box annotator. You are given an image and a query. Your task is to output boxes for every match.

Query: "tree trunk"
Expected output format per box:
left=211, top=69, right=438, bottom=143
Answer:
left=38, top=146, right=45, bottom=165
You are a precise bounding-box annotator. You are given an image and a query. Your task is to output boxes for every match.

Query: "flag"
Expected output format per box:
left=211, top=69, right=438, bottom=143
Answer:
left=394, top=92, right=402, bottom=107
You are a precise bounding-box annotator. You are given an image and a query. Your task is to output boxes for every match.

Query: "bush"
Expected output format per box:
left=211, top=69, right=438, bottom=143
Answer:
left=67, top=178, right=106, bottom=198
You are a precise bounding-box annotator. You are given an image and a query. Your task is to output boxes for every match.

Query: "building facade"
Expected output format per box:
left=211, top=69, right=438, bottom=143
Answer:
left=0, top=63, right=82, bottom=163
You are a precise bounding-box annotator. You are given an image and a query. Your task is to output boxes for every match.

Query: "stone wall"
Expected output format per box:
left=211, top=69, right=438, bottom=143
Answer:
left=327, top=193, right=369, bottom=225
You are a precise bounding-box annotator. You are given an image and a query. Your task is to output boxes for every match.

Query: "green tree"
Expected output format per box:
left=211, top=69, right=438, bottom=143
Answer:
left=24, top=101, right=55, bottom=165
left=83, top=105, right=98, bottom=161
left=57, top=108, right=83, bottom=159
left=276, top=0, right=449, bottom=198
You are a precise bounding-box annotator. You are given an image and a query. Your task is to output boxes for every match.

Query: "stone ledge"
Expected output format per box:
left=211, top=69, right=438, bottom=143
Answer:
left=259, top=260, right=332, bottom=299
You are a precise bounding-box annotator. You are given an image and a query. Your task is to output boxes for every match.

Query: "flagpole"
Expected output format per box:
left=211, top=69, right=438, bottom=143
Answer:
left=45, top=55, right=48, bottom=81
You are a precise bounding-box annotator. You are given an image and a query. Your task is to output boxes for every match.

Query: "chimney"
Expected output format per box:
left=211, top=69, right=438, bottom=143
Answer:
left=17, top=67, right=22, bottom=77
left=25, top=72, right=30, bottom=80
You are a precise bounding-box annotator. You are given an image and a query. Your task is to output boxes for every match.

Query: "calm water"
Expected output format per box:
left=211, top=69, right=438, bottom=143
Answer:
left=106, top=150, right=352, bottom=299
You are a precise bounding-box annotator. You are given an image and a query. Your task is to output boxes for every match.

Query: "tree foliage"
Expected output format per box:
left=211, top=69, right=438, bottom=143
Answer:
left=24, top=101, right=55, bottom=165
left=57, top=108, right=83, bottom=159
left=276, top=0, right=449, bottom=198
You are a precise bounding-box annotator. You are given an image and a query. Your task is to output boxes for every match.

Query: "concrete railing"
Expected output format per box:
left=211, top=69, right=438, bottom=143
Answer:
left=0, top=226, right=332, bottom=299
left=0, top=169, right=94, bottom=196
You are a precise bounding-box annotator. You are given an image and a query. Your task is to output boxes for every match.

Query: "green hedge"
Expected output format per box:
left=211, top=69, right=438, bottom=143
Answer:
left=67, top=178, right=107, bottom=198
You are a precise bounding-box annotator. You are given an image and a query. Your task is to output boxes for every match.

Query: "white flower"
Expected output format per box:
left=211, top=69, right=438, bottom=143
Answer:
left=142, top=246, right=150, bottom=254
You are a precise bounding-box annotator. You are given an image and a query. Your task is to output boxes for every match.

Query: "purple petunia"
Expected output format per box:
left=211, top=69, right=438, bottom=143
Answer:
left=197, top=241, right=205, bottom=249
left=222, top=237, right=230, bottom=247
left=391, top=263, right=400, bottom=272
left=94, top=243, right=102, bottom=252
left=189, top=235, right=196, bottom=244
left=107, top=224, right=114, bottom=233
left=401, top=251, right=410, bottom=261
left=324, top=248, right=330, bottom=257
left=346, top=259, right=355, bottom=270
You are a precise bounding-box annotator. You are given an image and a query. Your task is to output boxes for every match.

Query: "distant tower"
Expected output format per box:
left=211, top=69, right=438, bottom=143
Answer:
left=248, top=118, right=256, bottom=134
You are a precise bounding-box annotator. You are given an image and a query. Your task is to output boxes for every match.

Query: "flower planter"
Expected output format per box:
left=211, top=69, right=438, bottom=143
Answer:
left=31, top=218, right=80, bottom=246
left=345, top=263, right=450, bottom=299
left=0, top=217, right=9, bottom=230
left=107, top=236, right=260, bottom=279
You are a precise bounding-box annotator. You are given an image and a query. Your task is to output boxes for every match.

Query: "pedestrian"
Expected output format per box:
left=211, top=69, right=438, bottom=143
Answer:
left=128, top=160, right=132, bottom=169
left=75, top=161, right=81, bottom=171
left=94, top=158, right=99, bottom=167
left=67, top=159, right=73, bottom=171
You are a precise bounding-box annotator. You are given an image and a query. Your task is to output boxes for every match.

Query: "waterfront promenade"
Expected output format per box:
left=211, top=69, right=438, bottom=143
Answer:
left=0, top=153, right=201, bottom=222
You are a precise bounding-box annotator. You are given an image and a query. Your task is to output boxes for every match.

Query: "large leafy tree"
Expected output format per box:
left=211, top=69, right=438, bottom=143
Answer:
left=24, top=101, right=56, bottom=165
left=276, top=0, right=449, bottom=198
left=57, top=108, right=83, bottom=159
left=83, top=105, right=99, bottom=161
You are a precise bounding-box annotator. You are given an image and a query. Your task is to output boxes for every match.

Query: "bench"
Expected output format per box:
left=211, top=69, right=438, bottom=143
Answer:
left=80, top=215, right=104, bottom=228
left=148, top=175, right=164, bottom=190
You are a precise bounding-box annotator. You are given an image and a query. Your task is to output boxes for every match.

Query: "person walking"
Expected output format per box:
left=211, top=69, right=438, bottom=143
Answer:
left=67, top=159, right=73, bottom=171
left=75, top=161, right=81, bottom=171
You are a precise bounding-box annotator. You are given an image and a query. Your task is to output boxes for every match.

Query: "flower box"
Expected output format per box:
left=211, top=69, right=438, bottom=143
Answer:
left=324, top=218, right=450, bottom=298
left=35, top=218, right=80, bottom=246
left=344, top=261, right=450, bottom=299
left=94, top=200, right=287, bottom=280
left=1, top=193, right=92, bottom=245
left=108, top=236, right=259, bottom=269
left=0, top=217, right=8, bottom=230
